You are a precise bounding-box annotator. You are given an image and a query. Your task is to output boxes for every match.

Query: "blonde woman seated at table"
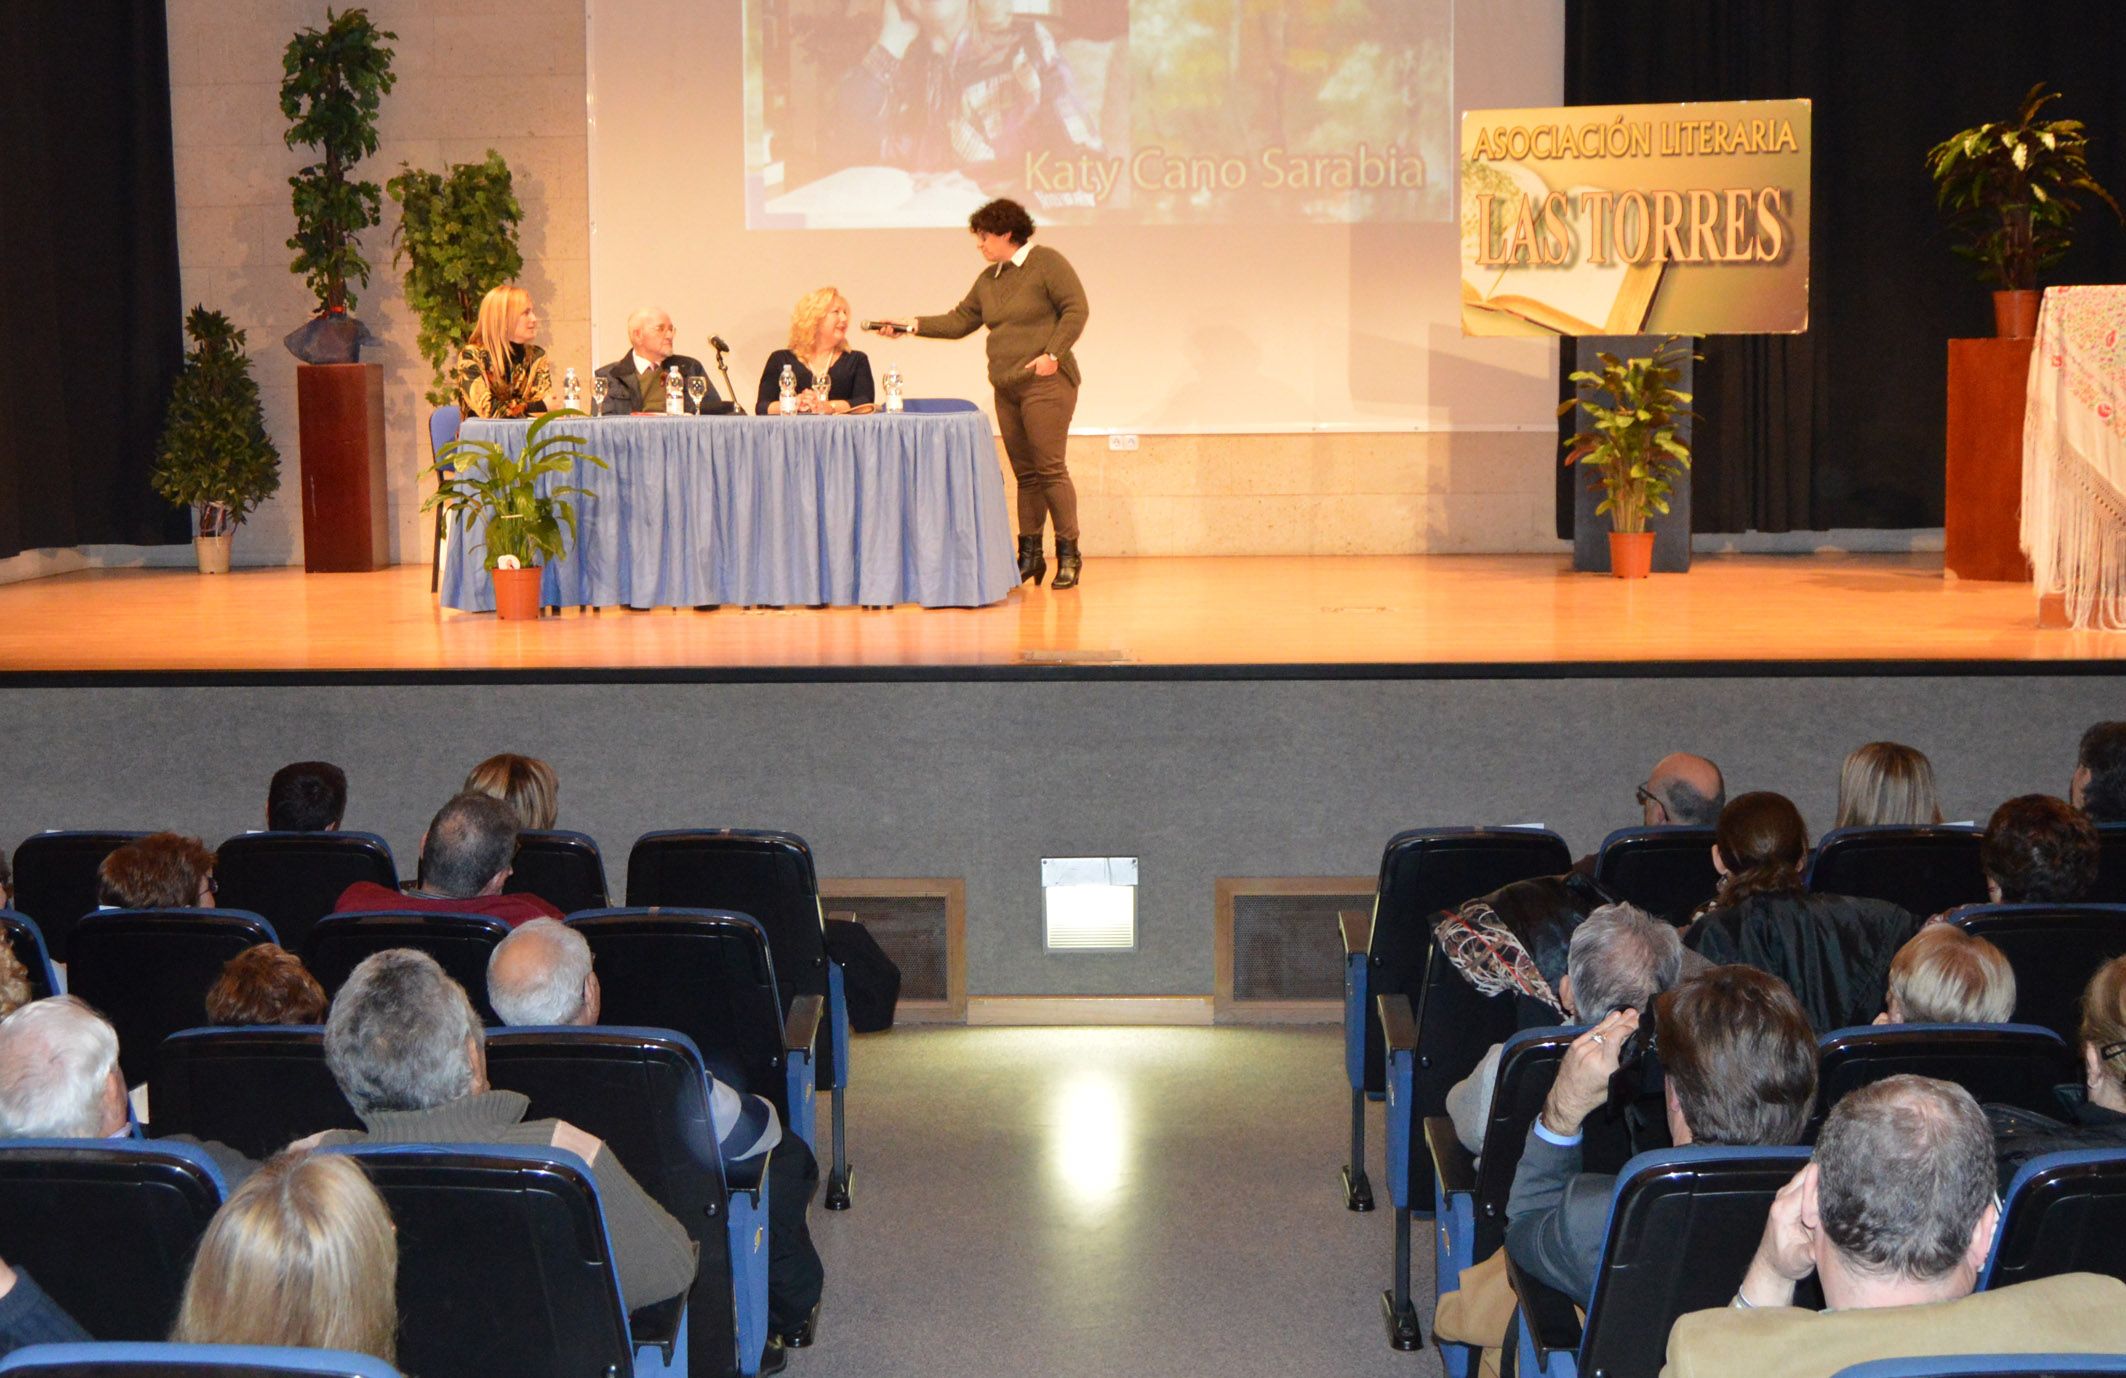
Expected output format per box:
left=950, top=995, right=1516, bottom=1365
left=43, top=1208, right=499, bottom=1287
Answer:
left=757, top=286, right=875, bottom=414
left=451, top=284, right=552, bottom=420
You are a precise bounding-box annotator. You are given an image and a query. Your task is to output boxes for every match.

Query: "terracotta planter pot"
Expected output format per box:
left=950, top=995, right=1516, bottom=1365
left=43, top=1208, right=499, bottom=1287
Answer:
left=1608, top=530, right=1655, bottom=579
left=194, top=532, right=233, bottom=575
left=491, top=566, right=545, bottom=620
left=1993, top=290, right=2042, bottom=339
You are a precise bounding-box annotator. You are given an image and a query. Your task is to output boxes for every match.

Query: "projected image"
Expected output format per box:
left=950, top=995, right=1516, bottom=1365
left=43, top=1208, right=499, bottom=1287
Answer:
left=742, top=0, right=1452, bottom=227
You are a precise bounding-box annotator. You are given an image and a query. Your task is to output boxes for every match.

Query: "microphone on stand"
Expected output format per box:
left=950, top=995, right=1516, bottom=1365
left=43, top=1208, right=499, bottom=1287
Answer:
left=709, top=335, right=744, bottom=414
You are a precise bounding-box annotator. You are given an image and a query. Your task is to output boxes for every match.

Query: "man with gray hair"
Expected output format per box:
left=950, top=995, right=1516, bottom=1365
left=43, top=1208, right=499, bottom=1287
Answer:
left=0, top=997, right=127, bottom=1140
left=333, top=793, right=563, bottom=928
left=1447, top=902, right=1684, bottom=1153
left=300, top=949, right=697, bottom=1317
left=1665, top=1074, right=2126, bottom=1376
left=594, top=307, right=728, bottom=415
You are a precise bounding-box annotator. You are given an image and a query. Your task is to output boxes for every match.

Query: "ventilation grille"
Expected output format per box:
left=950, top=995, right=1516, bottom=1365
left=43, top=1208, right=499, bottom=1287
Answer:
left=830, top=894, right=948, bottom=1002
left=1231, top=891, right=1369, bottom=1000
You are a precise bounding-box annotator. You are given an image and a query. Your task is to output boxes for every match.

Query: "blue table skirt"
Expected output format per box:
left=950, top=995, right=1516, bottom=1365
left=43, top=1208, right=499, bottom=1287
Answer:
left=440, top=411, right=1018, bottom=610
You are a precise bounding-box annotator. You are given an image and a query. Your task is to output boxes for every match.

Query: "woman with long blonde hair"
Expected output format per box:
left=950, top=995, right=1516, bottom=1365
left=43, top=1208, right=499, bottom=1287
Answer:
left=172, top=1150, right=398, bottom=1363
left=450, top=284, right=553, bottom=419
left=755, top=286, right=875, bottom=414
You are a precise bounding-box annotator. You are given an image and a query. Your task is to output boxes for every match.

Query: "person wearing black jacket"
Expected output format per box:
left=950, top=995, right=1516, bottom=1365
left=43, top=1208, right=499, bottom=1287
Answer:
left=595, top=307, right=731, bottom=415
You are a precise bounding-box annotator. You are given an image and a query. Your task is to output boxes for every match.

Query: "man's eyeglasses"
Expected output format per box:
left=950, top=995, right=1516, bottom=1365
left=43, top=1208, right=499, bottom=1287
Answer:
left=1635, top=783, right=1666, bottom=820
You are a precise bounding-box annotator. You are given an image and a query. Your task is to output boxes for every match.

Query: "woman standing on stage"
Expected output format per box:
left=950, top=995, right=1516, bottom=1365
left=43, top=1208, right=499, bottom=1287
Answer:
left=873, top=198, right=1089, bottom=589
left=757, top=287, right=876, bottom=414
left=450, top=284, right=552, bottom=420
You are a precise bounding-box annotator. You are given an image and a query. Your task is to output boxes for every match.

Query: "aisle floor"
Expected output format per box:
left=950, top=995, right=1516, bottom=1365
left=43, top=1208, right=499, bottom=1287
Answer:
left=801, top=1026, right=1443, bottom=1378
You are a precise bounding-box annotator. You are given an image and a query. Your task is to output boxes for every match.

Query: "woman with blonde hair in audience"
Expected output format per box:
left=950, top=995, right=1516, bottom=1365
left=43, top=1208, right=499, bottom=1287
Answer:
left=96, top=833, right=217, bottom=909
left=463, top=752, right=559, bottom=831
left=1990, top=953, right=2126, bottom=1188
left=1875, top=924, right=2016, bottom=1025
left=756, top=286, right=875, bottom=414
left=1835, top=741, right=1944, bottom=828
left=450, top=284, right=552, bottom=420
left=172, top=1149, right=397, bottom=1363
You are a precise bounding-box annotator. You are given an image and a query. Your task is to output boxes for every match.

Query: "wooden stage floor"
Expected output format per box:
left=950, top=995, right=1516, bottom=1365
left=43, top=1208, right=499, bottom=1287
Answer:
left=0, top=553, right=2120, bottom=677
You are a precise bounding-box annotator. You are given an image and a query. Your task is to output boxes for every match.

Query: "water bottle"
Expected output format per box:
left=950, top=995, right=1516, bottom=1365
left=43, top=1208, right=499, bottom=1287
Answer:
left=561, top=366, right=580, bottom=412
left=665, top=365, right=685, bottom=416
left=883, top=364, right=904, bottom=413
left=779, top=363, right=798, bottom=414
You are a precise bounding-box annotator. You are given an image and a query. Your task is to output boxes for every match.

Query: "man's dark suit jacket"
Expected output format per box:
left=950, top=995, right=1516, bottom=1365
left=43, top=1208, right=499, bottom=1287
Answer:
left=1505, top=1120, right=1612, bottom=1302
left=594, top=351, right=733, bottom=414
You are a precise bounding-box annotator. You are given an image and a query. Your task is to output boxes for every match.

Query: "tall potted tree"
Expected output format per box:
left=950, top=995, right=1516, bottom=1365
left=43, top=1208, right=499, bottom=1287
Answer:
left=1927, top=83, right=2121, bottom=339
left=388, top=151, right=526, bottom=404
left=153, top=309, right=283, bottom=574
left=1558, top=339, right=1695, bottom=579
left=422, top=413, right=607, bottom=620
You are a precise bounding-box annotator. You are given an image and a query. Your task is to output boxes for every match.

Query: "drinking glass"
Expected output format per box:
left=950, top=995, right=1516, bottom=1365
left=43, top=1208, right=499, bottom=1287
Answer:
left=813, top=371, right=833, bottom=411
left=591, top=375, right=609, bottom=413
left=687, top=376, right=708, bottom=411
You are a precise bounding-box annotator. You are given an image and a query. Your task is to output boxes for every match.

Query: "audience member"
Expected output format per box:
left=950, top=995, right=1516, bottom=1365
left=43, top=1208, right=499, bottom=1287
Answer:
left=0, top=948, right=30, bottom=1021
left=303, top=949, right=696, bottom=1316
left=204, top=944, right=328, bottom=1027
left=2072, top=721, right=2126, bottom=823
left=333, top=793, right=561, bottom=928
left=0, top=851, right=11, bottom=908
left=96, top=833, right=216, bottom=909
left=1434, top=873, right=1609, bottom=1018
left=1640, top=752, right=1727, bottom=826
left=1686, top=792, right=1919, bottom=1030
left=171, top=1150, right=396, bottom=1363
left=266, top=761, right=347, bottom=832
left=1875, top=925, right=2015, bottom=1026
left=463, top=753, right=559, bottom=831
left=1834, top=742, right=1943, bottom=828
left=1507, top=964, right=1818, bottom=1303
left=0, top=1253, right=88, bottom=1358
left=1989, top=952, right=2126, bottom=1189
left=1666, top=1076, right=2126, bottom=1376
left=1447, top=902, right=1683, bottom=1153
left=1980, top=793, right=2098, bottom=904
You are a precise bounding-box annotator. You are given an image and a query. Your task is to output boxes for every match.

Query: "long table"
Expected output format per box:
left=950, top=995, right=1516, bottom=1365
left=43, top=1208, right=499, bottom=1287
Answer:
left=439, top=410, right=1018, bottom=611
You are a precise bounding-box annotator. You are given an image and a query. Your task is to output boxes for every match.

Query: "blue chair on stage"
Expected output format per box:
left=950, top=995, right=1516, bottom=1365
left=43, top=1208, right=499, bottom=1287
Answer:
left=0, top=1345, right=403, bottom=1377
left=1806, top=824, right=1988, bottom=918
left=1981, top=1148, right=2126, bottom=1291
left=897, top=398, right=980, bottom=413
left=0, top=910, right=60, bottom=1001
left=428, top=404, right=462, bottom=592
left=1945, top=904, right=2126, bottom=1044
left=8, top=830, right=149, bottom=962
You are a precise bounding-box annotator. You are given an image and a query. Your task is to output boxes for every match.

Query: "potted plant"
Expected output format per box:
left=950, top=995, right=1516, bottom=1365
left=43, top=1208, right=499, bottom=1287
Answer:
left=152, top=309, right=283, bottom=574
left=420, top=412, right=608, bottom=620
left=387, top=151, right=525, bottom=404
left=1558, top=338, right=1695, bottom=579
left=279, top=7, right=396, bottom=364
left=1926, top=83, right=2121, bottom=339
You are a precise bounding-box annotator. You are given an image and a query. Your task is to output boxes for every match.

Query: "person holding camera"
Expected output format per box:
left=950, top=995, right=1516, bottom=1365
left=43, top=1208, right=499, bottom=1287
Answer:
left=1505, top=964, right=1820, bottom=1303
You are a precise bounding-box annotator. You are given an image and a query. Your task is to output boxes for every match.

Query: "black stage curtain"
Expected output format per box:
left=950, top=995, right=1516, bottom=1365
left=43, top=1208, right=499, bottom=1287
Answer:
left=1559, top=0, right=2126, bottom=534
left=0, top=3, right=189, bottom=559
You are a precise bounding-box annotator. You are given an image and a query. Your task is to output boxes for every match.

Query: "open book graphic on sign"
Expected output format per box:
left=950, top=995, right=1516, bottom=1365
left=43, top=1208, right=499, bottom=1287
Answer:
left=1460, top=158, right=1664, bottom=336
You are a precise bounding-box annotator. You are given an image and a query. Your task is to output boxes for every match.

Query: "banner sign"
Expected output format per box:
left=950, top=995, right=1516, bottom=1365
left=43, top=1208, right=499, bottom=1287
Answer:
left=1460, top=99, right=1811, bottom=337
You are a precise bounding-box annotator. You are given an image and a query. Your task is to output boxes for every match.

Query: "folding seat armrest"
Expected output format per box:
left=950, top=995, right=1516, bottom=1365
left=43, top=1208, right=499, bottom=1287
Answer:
left=784, top=994, right=824, bottom=1053
left=1380, top=992, right=1420, bottom=1208
left=826, top=909, right=857, bottom=925
left=1378, top=991, right=1417, bottom=1054
left=724, top=1150, right=768, bottom=1202
left=628, top=1290, right=688, bottom=1361
left=1339, top=908, right=1371, bottom=956
left=1505, top=1251, right=1584, bottom=1365
left=1426, top=1115, right=1476, bottom=1197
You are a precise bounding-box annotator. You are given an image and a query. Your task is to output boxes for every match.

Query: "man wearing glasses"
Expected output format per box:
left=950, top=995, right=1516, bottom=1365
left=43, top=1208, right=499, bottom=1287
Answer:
left=594, top=307, right=730, bottom=415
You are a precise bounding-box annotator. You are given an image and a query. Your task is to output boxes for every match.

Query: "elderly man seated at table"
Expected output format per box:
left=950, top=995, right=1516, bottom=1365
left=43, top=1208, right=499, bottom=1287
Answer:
left=595, top=307, right=730, bottom=415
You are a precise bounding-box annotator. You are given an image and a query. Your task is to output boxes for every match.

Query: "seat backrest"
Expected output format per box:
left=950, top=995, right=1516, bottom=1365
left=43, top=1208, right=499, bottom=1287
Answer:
left=1806, top=825, right=1988, bottom=917
left=332, top=1145, right=633, bottom=1378
left=1577, top=1145, right=1815, bottom=1378
left=483, top=1027, right=738, bottom=1371
left=148, top=1027, right=358, bottom=1160
left=568, top=908, right=794, bottom=1115
left=897, top=397, right=980, bottom=413
left=1946, top=904, right=2126, bottom=1043
left=1461, top=1028, right=1578, bottom=1254
left=213, top=833, right=397, bottom=956
left=2094, top=823, right=2126, bottom=905
left=1813, top=1024, right=2077, bottom=1135
left=1982, top=1147, right=2126, bottom=1290
left=427, top=404, right=463, bottom=461
left=0, top=1140, right=226, bottom=1341
left=1360, top=827, right=1574, bottom=1093
left=66, top=910, right=278, bottom=1088
left=625, top=830, right=830, bottom=1003
left=506, top=830, right=609, bottom=914
left=8, top=831, right=149, bottom=962
left=0, top=1342, right=403, bottom=1377
left=0, top=910, right=61, bottom=1001
left=1827, top=1359, right=2126, bottom=1378
left=1593, top=826, right=1720, bottom=924
left=301, top=912, right=509, bottom=1025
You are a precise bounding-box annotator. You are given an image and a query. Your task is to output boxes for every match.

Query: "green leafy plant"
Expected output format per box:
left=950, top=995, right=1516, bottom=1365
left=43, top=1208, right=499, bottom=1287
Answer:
left=420, top=412, right=609, bottom=570
left=388, top=152, right=526, bottom=404
left=1557, top=338, right=1696, bottom=536
left=281, top=7, right=397, bottom=313
left=153, top=308, right=283, bottom=538
left=1926, top=83, right=2121, bottom=291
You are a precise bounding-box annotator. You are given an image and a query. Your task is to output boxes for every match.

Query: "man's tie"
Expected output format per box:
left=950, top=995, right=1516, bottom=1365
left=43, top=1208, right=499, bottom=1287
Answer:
left=639, top=364, right=663, bottom=414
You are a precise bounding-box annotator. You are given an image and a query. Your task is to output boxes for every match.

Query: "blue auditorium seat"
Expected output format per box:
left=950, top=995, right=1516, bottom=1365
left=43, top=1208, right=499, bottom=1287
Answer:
left=8, top=831, right=148, bottom=962
left=0, top=910, right=60, bottom=1000
left=213, top=831, right=397, bottom=956
left=1592, top=825, right=1719, bottom=924
left=0, top=1344, right=402, bottom=1377
left=1806, top=825, right=1988, bottom=918
left=302, top=911, right=509, bottom=1025
left=1811, top=1023, right=2078, bottom=1137
left=65, top=909, right=278, bottom=1088
left=148, top=1026, right=357, bottom=1161
left=1945, top=904, right=2126, bottom=1044
left=508, top=829, right=610, bottom=914
left=1981, top=1148, right=2126, bottom=1290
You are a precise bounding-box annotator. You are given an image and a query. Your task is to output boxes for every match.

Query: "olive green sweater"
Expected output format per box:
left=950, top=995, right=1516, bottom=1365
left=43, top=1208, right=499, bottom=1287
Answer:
left=915, top=244, right=1089, bottom=388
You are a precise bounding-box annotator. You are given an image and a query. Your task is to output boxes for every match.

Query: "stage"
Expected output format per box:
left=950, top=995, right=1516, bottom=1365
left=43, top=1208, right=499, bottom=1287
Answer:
left=0, top=552, right=2120, bottom=679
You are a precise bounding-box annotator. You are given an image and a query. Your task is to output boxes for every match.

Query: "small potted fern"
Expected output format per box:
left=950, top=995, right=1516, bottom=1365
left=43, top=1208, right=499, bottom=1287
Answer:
left=421, top=412, right=607, bottom=619
left=1558, top=338, right=1695, bottom=579
left=153, top=308, right=283, bottom=574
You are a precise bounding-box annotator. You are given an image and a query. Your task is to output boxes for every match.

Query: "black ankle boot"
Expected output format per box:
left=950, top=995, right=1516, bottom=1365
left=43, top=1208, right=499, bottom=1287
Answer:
left=1016, top=535, right=1047, bottom=585
left=1052, top=537, right=1082, bottom=590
